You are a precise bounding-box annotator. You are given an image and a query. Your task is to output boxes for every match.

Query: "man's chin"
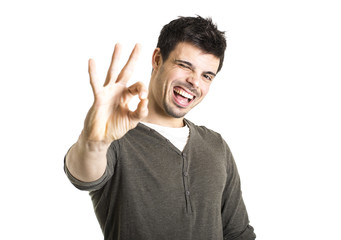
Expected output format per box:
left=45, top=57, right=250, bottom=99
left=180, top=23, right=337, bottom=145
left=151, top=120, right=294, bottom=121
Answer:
left=164, top=103, right=189, bottom=119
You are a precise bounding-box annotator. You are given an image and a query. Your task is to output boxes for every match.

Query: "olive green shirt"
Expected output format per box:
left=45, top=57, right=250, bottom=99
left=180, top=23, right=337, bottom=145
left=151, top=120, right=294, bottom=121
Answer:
left=65, top=119, right=256, bottom=240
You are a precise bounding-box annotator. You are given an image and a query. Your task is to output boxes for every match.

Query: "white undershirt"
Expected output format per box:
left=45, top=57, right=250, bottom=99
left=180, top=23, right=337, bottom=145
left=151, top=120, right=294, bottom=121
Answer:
left=142, top=122, right=190, bottom=152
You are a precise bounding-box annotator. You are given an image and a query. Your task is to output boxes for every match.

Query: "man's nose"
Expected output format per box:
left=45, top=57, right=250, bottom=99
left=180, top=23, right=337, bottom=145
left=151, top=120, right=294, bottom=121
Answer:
left=186, top=74, right=200, bottom=89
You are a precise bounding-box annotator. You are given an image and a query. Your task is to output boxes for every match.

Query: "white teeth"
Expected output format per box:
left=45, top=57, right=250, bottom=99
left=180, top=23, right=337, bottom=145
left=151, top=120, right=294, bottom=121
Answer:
left=174, top=88, right=194, bottom=100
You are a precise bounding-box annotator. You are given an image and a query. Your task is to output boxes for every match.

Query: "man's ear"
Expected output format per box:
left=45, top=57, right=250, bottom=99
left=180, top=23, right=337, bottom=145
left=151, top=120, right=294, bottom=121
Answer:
left=152, top=48, right=162, bottom=70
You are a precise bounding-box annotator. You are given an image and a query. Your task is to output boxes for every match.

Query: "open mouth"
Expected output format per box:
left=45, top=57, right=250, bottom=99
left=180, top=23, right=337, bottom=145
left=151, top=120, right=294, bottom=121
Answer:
left=173, top=86, right=196, bottom=107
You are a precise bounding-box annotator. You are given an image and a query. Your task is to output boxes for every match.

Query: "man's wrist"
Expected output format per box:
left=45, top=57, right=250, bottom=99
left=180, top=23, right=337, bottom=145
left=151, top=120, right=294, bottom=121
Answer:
left=78, top=130, right=112, bottom=152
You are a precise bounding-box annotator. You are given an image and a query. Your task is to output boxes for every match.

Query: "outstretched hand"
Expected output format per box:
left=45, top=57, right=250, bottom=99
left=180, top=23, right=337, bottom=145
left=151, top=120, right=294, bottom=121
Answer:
left=83, top=43, right=148, bottom=142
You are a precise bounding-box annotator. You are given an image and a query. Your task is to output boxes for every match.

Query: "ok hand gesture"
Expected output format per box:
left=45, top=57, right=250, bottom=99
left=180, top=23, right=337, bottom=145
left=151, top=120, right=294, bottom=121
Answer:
left=83, top=43, right=148, bottom=142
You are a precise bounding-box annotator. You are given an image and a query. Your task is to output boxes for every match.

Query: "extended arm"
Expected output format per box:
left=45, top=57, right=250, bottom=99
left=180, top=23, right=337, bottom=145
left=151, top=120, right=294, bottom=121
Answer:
left=66, top=44, right=148, bottom=182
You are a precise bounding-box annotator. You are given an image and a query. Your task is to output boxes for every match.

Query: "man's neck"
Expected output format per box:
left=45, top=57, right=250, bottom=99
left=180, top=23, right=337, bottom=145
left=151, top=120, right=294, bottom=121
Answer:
left=142, top=111, right=185, bottom=128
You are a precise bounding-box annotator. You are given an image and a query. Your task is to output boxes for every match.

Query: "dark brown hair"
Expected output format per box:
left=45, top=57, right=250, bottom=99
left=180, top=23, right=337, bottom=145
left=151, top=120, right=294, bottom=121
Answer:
left=157, top=16, right=227, bottom=72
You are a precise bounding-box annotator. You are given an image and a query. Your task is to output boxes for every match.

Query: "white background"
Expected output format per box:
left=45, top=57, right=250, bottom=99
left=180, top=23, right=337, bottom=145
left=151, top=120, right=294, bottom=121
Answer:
left=1, top=0, right=340, bottom=239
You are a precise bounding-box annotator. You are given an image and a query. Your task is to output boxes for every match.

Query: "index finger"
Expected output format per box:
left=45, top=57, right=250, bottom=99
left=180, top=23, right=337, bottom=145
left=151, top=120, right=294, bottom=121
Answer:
left=116, top=43, right=141, bottom=84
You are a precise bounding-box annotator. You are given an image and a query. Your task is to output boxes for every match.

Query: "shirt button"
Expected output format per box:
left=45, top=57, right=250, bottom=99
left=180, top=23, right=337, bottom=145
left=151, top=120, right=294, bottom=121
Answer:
left=182, top=153, right=187, bottom=158
left=183, top=172, right=189, bottom=177
left=186, top=191, right=190, bottom=196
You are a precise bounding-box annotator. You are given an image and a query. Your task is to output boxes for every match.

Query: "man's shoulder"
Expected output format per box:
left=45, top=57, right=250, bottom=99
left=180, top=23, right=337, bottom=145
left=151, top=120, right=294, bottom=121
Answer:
left=185, top=119, right=232, bottom=159
left=108, top=123, right=151, bottom=150
left=185, top=119, right=223, bottom=142
left=115, top=123, right=152, bottom=141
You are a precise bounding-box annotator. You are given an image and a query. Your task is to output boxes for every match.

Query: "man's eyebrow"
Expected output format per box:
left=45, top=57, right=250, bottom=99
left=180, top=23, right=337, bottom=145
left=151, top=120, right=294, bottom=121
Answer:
left=175, top=59, right=217, bottom=76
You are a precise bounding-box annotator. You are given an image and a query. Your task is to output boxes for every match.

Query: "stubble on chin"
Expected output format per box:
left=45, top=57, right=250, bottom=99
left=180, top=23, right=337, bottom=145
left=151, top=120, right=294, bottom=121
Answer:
left=163, top=101, right=187, bottom=119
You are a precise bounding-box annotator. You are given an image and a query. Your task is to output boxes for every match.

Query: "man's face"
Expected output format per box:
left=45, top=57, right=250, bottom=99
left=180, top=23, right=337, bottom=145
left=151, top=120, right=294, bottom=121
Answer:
left=149, top=42, right=220, bottom=119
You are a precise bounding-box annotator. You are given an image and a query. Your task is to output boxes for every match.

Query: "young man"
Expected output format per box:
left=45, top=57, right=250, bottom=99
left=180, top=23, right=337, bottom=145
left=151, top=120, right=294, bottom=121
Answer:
left=65, top=16, right=256, bottom=240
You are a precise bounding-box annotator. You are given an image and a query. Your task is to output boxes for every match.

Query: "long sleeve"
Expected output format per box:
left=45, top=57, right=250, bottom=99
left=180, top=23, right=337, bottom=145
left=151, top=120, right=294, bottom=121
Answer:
left=64, top=140, right=117, bottom=192
left=221, top=140, right=256, bottom=240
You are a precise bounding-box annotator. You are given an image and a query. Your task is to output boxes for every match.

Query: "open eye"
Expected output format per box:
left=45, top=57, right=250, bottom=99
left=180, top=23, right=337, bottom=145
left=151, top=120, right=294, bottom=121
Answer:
left=203, top=74, right=213, bottom=81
